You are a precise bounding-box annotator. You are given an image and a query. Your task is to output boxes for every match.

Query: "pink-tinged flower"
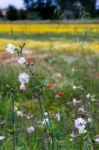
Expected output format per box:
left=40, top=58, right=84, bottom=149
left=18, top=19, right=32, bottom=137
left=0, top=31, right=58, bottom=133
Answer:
left=24, top=114, right=33, bottom=120
left=27, top=126, right=35, bottom=133
left=18, top=72, right=30, bottom=84
left=70, top=132, right=77, bottom=139
left=75, top=117, right=87, bottom=134
left=48, top=81, right=55, bottom=90
left=18, top=57, right=26, bottom=64
left=55, top=113, right=61, bottom=121
left=95, top=137, right=99, bottom=143
left=75, top=118, right=86, bottom=129
left=6, top=43, right=16, bottom=54
left=20, top=84, right=27, bottom=91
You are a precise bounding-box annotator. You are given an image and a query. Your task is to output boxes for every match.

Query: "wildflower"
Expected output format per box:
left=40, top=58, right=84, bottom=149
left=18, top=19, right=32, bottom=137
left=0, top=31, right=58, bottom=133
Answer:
left=53, top=73, right=62, bottom=79
left=86, top=93, right=90, bottom=99
left=75, top=118, right=86, bottom=129
left=78, top=107, right=85, bottom=112
left=18, top=57, right=26, bottom=64
left=56, top=91, right=64, bottom=97
left=95, top=137, right=99, bottom=143
left=72, top=98, right=77, bottom=106
left=48, top=81, right=55, bottom=90
left=0, top=136, right=5, bottom=141
left=6, top=43, right=16, bottom=54
left=42, top=118, right=49, bottom=125
left=44, top=112, right=48, bottom=116
left=73, top=86, right=77, bottom=90
left=20, top=84, right=27, bottom=91
left=27, top=126, right=35, bottom=133
left=71, top=68, right=75, bottom=73
left=87, top=117, right=92, bottom=123
left=70, top=132, right=77, bottom=139
left=43, top=79, right=48, bottom=86
left=24, top=114, right=33, bottom=120
left=17, top=111, right=24, bottom=117
left=75, top=117, right=87, bottom=134
left=55, top=113, right=61, bottom=121
left=18, top=72, right=30, bottom=84
left=78, top=128, right=87, bottom=134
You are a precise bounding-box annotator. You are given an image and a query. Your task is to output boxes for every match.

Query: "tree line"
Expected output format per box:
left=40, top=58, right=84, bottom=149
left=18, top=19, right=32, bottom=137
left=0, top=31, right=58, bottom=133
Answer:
left=0, top=0, right=99, bottom=21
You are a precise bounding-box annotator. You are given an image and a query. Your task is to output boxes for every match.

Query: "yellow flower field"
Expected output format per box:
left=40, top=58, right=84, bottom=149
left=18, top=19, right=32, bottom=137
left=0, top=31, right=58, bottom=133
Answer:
left=0, top=23, right=99, bottom=34
left=0, top=22, right=99, bottom=54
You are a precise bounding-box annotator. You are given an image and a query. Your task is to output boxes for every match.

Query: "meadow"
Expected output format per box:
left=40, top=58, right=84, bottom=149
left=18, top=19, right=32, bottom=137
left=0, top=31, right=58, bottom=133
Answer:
left=0, top=21, right=99, bottom=150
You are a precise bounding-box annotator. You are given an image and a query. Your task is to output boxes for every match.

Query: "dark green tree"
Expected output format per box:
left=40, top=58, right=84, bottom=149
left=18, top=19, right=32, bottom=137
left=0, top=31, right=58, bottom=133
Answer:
left=6, top=5, right=19, bottom=20
left=23, top=0, right=58, bottom=19
left=0, top=10, right=3, bottom=18
left=59, top=0, right=96, bottom=17
left=19, top=9, right=27, bottom=20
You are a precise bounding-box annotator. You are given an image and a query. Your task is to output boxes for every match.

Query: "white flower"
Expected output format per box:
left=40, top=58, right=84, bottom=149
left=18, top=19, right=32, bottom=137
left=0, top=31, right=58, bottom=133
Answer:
left=20, top=84, right=26, bottom=91
left=55, top=113, right=61, bottom=121
left=86, top=93, right=90, bottom=99
left=18, top=57, right=26, bottom=64
left=0, top=136, right=5, bottom=141
left=78, top=107, right=84, bottom=112
left=75, top=118, right=86, bottom=130
left=70, top=132, right=77, bottom=139
left=72, top=98, right=77, bottom=106
left=87, top=117, right=92, bottom=123
left=53, top=73, right=62, bottom=78
left=95, top=137, right=99, bottom=143
left=18, top=73, right=30, bottom=84
left=78, top=128, right=87, bottom=134
left=91, top=98, right=95, bottom=101
left=44, top=112, right=48, bottom=116
left=73, top=86, right=77, bottom=90
left=6, top=43, right=16, bottom=54
left=42, top=118, right=49, bottom=125
left=17, top=111, right=23, bottom=117
left=27, top=126, right=35, bottom=133
left=71, top=68, right=75, bottom=73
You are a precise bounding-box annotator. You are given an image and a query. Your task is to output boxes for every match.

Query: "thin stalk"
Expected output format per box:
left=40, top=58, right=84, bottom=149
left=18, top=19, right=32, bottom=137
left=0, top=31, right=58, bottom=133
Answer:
left=11, top=91, right=16, bottom=150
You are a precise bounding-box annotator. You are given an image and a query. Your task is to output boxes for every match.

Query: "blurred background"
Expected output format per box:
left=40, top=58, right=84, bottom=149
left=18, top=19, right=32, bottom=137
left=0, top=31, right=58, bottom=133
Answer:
left=0, top=0, right=99, bottom=21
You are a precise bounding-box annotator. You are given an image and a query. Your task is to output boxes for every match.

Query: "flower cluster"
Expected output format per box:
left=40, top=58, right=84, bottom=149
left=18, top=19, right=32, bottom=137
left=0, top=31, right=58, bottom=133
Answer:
left=6, top=43, right=30, bottom=90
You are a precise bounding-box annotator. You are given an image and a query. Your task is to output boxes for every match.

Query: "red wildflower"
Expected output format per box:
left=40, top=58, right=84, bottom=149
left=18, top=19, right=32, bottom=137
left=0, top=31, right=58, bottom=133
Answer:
left=56, top=91, right=64, bottom=97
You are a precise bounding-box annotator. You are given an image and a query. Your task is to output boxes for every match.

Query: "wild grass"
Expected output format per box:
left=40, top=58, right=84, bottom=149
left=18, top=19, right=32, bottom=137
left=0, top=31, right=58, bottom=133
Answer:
left=0, top=52, right=99, bottom=149
left=0, top=21, right=99, bottom=149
